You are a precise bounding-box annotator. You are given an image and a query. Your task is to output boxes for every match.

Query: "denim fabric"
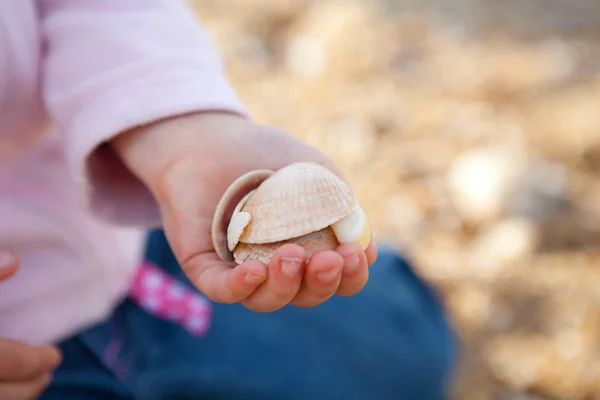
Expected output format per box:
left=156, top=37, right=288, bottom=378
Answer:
left=41, top=229, right=457, bottom=400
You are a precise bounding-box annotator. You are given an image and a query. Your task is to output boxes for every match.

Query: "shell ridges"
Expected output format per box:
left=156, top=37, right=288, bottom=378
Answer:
left=238, top=162, right=357, bottom=244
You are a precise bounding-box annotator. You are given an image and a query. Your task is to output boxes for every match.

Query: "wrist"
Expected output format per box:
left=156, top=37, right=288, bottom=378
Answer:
left=111, top=111, right=249, bottom=189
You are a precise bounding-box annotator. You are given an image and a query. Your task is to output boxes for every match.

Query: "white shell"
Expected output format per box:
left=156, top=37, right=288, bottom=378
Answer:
left=227, top=190, right=255, bottom=251
left=331, top=200, right=371, bottom=250
left=238, top=162, right=356, bottom=244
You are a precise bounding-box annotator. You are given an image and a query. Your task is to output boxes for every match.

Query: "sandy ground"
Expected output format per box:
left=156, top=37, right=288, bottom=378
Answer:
left=190, top=1, right=600, bottom=398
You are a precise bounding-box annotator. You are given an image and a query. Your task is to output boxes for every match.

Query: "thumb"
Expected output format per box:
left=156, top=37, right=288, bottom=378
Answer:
left=0, top=252, right=18, bottom=281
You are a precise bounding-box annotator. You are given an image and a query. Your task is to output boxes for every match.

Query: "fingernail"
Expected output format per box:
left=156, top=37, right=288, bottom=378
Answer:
left=344, top=254, right=360, bottom=271
left=280, top=257, right=303, bottom=277
left=0, top=252, right=15, bottom=269
left=245, top=272, right=266, bottom=285
left=317, top=267, right=341, bottom=283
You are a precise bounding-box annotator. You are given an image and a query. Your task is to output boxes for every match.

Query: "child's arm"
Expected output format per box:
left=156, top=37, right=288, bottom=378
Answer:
left=39, top=0, right=375, bottom=311
left=39, top=0, right=249, bottom=226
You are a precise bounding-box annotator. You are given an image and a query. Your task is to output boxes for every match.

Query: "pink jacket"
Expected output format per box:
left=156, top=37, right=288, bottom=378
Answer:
left=0, top=1, right=248, bottom=345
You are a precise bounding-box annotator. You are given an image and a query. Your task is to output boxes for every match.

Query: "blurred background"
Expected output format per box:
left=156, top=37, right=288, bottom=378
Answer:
left=190, top=1, right=600, bottom=399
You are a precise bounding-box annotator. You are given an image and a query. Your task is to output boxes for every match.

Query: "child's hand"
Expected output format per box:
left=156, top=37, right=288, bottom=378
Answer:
left=113, top=112, right=377, bottom=312
left=0, top=252, right=18, bottom=281
left=0, top=252, right=62, bottom=399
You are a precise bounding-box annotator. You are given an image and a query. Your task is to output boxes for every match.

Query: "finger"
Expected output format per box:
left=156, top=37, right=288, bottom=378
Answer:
left=183, top=252, right=268, bottom=304
left=0, top=340, right=61, bottom=382
left=242, top=244, right=306, bottom=312
left=334, top=244, right=370, bottom=297
left=290, top=250, right=344, bottom=308
left=0, top=373, right=52, bottom=400
left=0, top=253, right=18, bottom=281
left=365, top=241, right=378, bottom=266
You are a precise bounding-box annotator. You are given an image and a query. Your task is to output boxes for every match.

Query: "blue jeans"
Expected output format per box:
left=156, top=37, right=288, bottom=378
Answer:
left=40, top=229, right=457, bottom=400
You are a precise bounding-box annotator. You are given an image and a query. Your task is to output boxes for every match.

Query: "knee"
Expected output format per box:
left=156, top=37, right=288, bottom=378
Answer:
left=397, top=299, right=458, bottom=399
left=368, top=247, right=448, bottom=322
left=366, top=248, right=459, bottom=395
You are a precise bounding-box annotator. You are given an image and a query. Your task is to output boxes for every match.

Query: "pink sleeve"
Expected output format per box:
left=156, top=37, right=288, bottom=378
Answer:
left=38, top=0, right=250, bottom=226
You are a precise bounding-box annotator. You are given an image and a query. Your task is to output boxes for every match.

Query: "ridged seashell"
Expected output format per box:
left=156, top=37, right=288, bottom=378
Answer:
left=211, top=162, right=372, bottom=264
left=239, top=162, right=357, bottom=244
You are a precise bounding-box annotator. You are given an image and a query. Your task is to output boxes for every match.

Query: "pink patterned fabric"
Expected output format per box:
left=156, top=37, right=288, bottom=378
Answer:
left=129, top=261, right=212, bottom=337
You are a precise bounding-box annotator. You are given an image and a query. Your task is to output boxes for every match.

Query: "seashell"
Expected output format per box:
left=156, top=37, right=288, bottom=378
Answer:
left=211, top=162, right=372, bottom=265
left=227, top=190, right=255, bottom=252
left=239, top=162, right=357, bottom=243
left=233, top=227, right=340, bottom=265
left=212, top=169, right=274, bottom=262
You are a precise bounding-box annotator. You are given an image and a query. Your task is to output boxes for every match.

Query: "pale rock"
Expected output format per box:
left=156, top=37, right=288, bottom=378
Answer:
left=488, top=303, right=515, bottom=333
left=381, top=195, right=426, bottom=251
left=554, top=328, right=584, bottom=361
left=449, top=285, right=494, bottom=327
left=467, top=218, right=538, bottom=279
left=509, top=161, right=567, bottom=221
left=447, top=147, right=525, bottom=224
left=486, top=337, right=551, bottom=390
left=325, top=117, right=376, bottom=164
left=233, top=35, right=272, bottom=64
left=541, top=39, right=578, bottom=83
left=285, top=35, right=326, bottom=76
left=443, top=103, right=496, bottom=139
left=283, top=0, right=386, bottom=78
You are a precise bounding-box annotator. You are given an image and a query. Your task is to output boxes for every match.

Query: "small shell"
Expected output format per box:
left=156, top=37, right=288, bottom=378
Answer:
left=331, top=200, right=372, bottom=251
left=238, top=162, right=356, bottom=244
left=234, top=227, right=340, bottom=264
left=227, top=190, right=255, bottom=251
left=211, top=169, right=274, bottom=262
